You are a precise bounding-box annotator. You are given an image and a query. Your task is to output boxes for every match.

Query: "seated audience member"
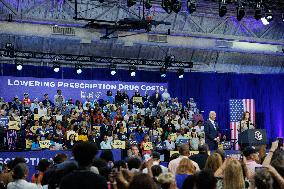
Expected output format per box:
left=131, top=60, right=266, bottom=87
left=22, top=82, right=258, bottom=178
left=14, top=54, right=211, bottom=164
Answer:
left=7, top=163, right=42, bottom=189
left=60, top=142, right=107, bottom=189
left=189, top=144, right=209, bottom=170
left=168, top=144, right=200, bottom=175
left=31, top=135, right=41, bottom=150
left=100, top=135, right=112, bottom=150
left=63, top=134, right=77, bottom=149
left=175, top=158, right=196, bottom=189
left=143, top=152, right=168, bottom=174
left=128, top=173, right=158, bottom=189
left=31, top=159, right=51, bottom=184
left=157, top=173, right=176, bottom=189
left=128, top=144, right=141, bottom=159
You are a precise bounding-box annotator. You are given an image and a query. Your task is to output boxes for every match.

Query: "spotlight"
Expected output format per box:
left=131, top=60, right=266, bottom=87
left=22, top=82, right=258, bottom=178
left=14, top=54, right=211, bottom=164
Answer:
left=162, top=0, right=172, bottom=14
left=53, top=60, right=60, bottom=73
left=171, top=0, right=182, bottom=13
left=5, top=43, right=13, bottom=49
left=177, top=69, right=184, bottom=79
left=236, top=4, right=245, bottom=21
left=254, top=2, right=262, bottom=20
left=75, top=64, right=82, bottom=74
left=160, top=66, right=167, bottom=78
left=265, top=9, right=273, bottom=22
left=15, top=60, right=23, bottom=71
left=110, top=64, right=117, bottom=75
left=127, top=0, right=136, bottom=7
left=282, top=13, right=284, bottom=22
left=145, top=0, right=152, bottom=9
left=219, top=0, right=227, bottom=17
left=261, top=17, right=269, bottom=25
left=187, top=0, right=196, bottom=14
left=129, top=64, right=136, bottom=77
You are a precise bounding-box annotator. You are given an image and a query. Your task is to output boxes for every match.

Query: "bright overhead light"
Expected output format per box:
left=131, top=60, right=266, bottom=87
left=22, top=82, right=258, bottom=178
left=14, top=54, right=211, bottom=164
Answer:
left=160, top=66, right=167, bottom=78
left=129, top=64, right=136, bottom=77
left=75, top=64, right=82, bottom=74
left=53, top=60, right=60, bottom=73
left=110, top=63, right=117, bottom=75
left=177, top=68, right=184, bottom=79
left=261, top=17, right=269, bottom=25
left=265, top=9, right=273, bottom=22
left=15, top=60, right=23, bottom=71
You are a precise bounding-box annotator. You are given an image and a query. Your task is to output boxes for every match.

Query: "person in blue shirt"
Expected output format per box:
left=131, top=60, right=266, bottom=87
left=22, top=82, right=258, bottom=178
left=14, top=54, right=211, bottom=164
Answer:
left=135, top=126, right=145, bottom=144
left=106, top=90, right=114, bottom=104
left=31, top=135, right=41, bottom=150
left=175, top=158, right=196, bottom=189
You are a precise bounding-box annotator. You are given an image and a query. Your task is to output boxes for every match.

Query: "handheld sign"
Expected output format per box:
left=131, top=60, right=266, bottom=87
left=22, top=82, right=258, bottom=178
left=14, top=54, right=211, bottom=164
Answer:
left=170, top=151, right=179, bottom=157
left=133, top=97, right=143, bottom=103
left=157, top=128, right=163, bottom=135
left=26, top=140, right=32, bottom=149
left=66, top=131, right=79, bottom=141
left=39, top=140, right=51, bottom=148
left=170, top=133, right=177, bottom=141
left=93, top=126, right=101, bottom=132
left=184, top=133, right=190, bottom=139
left=144, top=142, right=153, bottom=150
left=8, top=121, right=20, bottom=130
left=34, top=114, right=40, bottom=121
left=30, top=126, right=42, bottom=134
left=112, top=140, right=126, bottom=149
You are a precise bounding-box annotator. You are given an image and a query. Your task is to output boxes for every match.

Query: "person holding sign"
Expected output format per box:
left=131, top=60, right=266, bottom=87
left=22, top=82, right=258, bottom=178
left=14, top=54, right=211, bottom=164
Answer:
left=31, top=135, right=41, bottom=150
left=141, top=135, right=152, bottom=155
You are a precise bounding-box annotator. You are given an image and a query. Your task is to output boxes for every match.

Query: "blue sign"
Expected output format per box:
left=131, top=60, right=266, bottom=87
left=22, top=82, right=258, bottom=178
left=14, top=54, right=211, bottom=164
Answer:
left=1, top=76, right=168, bottom=101
left=0, top=149, right=121, bottom=181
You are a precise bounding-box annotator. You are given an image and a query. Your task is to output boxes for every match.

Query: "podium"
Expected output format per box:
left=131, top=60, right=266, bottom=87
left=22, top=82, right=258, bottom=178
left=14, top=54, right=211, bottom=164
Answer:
left=238, top=129, right=267, bottom=147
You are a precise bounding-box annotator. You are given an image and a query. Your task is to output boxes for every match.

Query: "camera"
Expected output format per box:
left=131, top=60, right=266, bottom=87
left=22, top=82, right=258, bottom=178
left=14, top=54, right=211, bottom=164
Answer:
left=277, top=137, right=283, bottom=149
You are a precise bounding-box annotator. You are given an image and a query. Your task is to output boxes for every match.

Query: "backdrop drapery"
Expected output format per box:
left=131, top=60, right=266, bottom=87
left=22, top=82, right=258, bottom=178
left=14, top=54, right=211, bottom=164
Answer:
left=1, top=64, right=283, bottom=143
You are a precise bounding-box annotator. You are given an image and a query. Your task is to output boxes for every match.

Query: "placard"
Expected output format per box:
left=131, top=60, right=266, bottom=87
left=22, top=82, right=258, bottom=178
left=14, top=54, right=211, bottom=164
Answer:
left=8, top=121, right=20, bottom=130
left=157, top=128, right=163, bottom=135
left=170, top=133, right=177, bottom=141
left=34, top=114, right=40, bottom=121
left=39, top=140, right=51, bottom=148
left=93, top=126, right=101, bottom=132
left=184, top=133, right=190, bottom=139
left=66, top=131, right=79, bottom=141
left=144, top=142, right=153, bottom=150
left=128, top=126, right=137, bottom=133
left=112, top=140, right=126, bottom=149
left=30, top=126, right=42, bottom=134
left=170, top=151, right=179, bottom=157
left=26, top=140, right=32, bottom=149
left=78, top=135, right=88, bottom=141
left=133, top=97, right=143, bottom=103
left=177, top=139, right=189, bottom=144
left=106, top=104, right=117, bottom=110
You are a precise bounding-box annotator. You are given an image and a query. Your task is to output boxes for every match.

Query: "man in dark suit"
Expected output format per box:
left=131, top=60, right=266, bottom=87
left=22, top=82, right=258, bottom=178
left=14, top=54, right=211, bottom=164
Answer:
left=151, top=89, right=161, bottom=107
left=189, top=144, right=209, bottom=169
left=204, top=111, right=220, bottom=150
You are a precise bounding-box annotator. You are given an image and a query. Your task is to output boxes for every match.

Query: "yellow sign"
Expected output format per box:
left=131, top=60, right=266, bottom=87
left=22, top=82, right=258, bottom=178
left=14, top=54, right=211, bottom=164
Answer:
left=157, top=128, right=163, bottom=135
left=34, top=114, right=40, bottom=121
left=93, top=126, right=101, bottom=132
left=78, top=135, right=88, bottom=141
left=39, top=140, right=50, bottom=148
left=189, top=151, right=199, bottom=156
left=218, top=144, right=224, bottom=150
left=112, top=140, right=125, bottom=149
left=170, top=151, right=179, bottom=157
left=66, top=131, right=78, bottom=141
left=106, top=104, right=117, bottom=110
left=30, top=126, right=42, bottom=134
left=133, top=97, right=143, bottom=103
left=144, top=142, right=153, bottom=150
left=26, top=140, right=32, bottom=149
left=8, top=121, right=20, bottom=130
left=184, top=133, right=190, bottom=139
left=170, top=133, right=177, bottom=141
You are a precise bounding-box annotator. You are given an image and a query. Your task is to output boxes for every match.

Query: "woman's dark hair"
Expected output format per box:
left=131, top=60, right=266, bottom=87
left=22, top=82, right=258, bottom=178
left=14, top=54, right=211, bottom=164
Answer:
left=12, top=163, right=28, bottom=180
left=37, top=159, right=51, bottom=172
left=182, top=175, right=196, bottom=189
left=113, top=160, right=127, bottom=170
left=128, top=173, right=158, bottom=189
left=151, top=165, right=162, bottom=177
left=72, top=142, right=98, bottom=167
left=127, top=157, right=142, bottom=170
left=195, top=170, right=217, bottom=189
left=100, top=150, right=114, bottom=162
left=241, top=111, right=251, bottom=121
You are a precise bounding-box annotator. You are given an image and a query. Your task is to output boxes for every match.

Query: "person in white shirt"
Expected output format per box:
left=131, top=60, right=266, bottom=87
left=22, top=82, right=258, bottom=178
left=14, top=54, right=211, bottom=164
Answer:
left=100, top=135, right=112, bottom=149
left=142, top=152, right=168, bottom=174
left=161, top=88, right=171, bottom=102
left=168, top=144, right=200, bottom=175
left=7, top=163, right=42, bottom=189
left=164, top=135, right=175, bottom=151
left=37, top=102, right=47, bottom=117
left=194, top=120, right=204, bottom=133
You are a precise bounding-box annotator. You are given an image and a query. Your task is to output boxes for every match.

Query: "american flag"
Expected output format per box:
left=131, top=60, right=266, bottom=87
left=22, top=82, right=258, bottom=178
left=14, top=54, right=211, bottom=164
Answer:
left=230, top=99, right=255, bottom=150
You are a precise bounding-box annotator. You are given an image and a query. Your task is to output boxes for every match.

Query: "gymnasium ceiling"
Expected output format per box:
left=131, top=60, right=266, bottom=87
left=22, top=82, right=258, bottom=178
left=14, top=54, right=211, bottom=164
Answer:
left=0, top=0, right=284, bottom=74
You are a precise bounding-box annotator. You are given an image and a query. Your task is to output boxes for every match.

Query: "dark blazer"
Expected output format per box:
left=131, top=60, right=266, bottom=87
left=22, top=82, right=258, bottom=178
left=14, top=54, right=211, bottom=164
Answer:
left=204, top=119, right=219, bottom=150
left=151, top=93, right=161, bottom=106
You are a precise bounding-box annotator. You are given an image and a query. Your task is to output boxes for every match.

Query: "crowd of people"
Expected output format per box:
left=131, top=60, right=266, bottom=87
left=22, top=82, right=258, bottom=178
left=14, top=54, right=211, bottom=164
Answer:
left=0, top=89, right=208, bottom=159
left=0, top=141, right=283, bottom=189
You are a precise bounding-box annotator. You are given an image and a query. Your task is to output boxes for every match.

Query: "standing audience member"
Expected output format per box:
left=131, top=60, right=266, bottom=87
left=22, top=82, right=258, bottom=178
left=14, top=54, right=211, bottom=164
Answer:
left=175, top=158, right=196, bottom=189
left=189, top=144, right=209, bottom=170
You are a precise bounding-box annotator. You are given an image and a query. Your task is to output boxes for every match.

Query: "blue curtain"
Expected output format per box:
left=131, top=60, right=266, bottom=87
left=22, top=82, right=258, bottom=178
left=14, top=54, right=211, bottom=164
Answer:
left=2, top=64, right=284, bottom=142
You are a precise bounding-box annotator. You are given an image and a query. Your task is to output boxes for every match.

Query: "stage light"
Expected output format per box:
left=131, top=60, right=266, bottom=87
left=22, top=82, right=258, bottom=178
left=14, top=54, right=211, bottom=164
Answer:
left=187, top=0, right=196, bottom=14
left=219, top=0, right=227, bottom=17
left=162, top=0, right=172, bottom=14
left=129, top=64, right=136, bottom=77
left=110, top=64, right=117, bottom=75
left=53, top=60, right=60, bottom=73
left=261, top=17, right=269, bottom=25
left=75, top=64, right=82, bottom=74
left=160, top=66, right=167, bottom=78
left=145, top=0, right=152, bottom=9
left=127, top=0, right=136, bottom=7
left=264, top=9, right=273, bottom=22
left=236, top=4, right=245, bottom=21
left=177, top=69, right=184, bottom=79
left=15, top=60, right=23, bottom=71
left=171, top=0, right=182, bottom=13
left=254, top=2, right=262, bottom=20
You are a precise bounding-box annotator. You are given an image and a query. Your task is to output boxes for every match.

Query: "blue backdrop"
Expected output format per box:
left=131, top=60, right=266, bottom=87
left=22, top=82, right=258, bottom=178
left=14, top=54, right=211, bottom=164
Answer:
left=1, top=64, right=283, bottom=143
